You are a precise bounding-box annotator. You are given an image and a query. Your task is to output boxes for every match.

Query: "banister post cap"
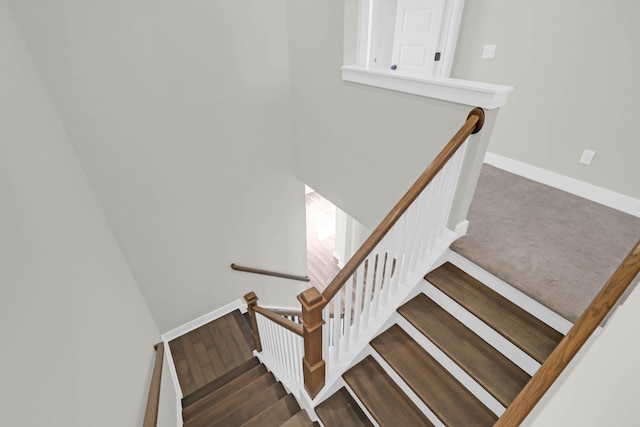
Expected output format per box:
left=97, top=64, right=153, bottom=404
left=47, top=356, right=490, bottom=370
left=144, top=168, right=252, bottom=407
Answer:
left=297, top=287, right=324, bottom=308
left=244, top=292, right=258, bottom=304
left=468, top=107, right=485, bottom=134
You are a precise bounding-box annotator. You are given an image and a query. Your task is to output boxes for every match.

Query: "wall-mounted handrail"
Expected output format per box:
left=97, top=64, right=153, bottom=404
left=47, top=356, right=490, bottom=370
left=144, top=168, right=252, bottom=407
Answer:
left=495, top=239, right=640, bottom=426
left=231, top=263, right=310, bottom=282
left=318, top=107, right=484, bottom=307
left=142, top=342, right=164, bottom=427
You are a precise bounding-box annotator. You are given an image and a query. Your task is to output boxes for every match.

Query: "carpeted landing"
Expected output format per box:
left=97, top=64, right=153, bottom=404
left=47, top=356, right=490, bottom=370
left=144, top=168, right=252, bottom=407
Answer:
left=451, top=164, right=640, bottom=323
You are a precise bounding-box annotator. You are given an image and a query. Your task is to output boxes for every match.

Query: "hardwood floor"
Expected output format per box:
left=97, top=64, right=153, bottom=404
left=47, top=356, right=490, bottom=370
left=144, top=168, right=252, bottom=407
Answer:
left=306, top=191, right=341, bottom=293
left=169, top=310, right=255, bottom=396
left=169, top=191, right=342, bottom=403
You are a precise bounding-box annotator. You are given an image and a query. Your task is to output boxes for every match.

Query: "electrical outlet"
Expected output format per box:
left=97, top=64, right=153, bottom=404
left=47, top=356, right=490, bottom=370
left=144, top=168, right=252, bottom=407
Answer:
left=482, top=44, right=496, bottom=59
left=579, top=149, right=596, bottom=165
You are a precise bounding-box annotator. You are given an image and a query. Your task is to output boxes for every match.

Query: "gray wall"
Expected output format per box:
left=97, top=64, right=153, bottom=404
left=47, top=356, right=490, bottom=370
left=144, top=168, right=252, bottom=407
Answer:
left=0, top=1, right=175, bottom=424
left=9, top=0, right=309, bottom=332
left=524, top=283, right=640, bottom=426
left=453, top=0, right=640, bottom=199
left=287, top=0, right=497, bottom=232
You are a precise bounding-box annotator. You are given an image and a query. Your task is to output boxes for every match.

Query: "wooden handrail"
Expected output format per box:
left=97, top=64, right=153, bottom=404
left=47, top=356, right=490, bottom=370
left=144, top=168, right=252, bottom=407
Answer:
left=231, top=263, right=310, bottom=282
left=320, top=107, right=485, bottom=307
left=254, top=305, right=304, bottom=336
left=495, top=239, right=640, bottom=427
left=142, top=342, right=164, bottom=427
left=267, top=307, right=303, bottom=318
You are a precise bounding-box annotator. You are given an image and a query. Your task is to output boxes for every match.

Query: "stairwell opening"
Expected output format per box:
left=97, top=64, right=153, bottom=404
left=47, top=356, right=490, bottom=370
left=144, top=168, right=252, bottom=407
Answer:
left=304, top=186, right=370, bottom=292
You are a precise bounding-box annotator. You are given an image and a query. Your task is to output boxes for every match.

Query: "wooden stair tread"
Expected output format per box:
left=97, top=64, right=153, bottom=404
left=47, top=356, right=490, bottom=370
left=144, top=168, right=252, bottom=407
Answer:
left=371, top=324, right=498, bottom=426
left=316, top=387, right=373, bottom=427
left=169, top=309, right=256, bottom=396
left=280, top=410, right=319, bottom=427
left=183, top=371, right=277, bottom=426
left=398, top=294, right=531, bottom=406
left=240, top=394, right=300, bottom=427
left=426, top=262, right=564, bottom=363
left=182, top=363, right=268, bottom=421
left=182, top=356, right=260, bottom=408
left=232, top=309, right=257, bottom=351
left=343, top=356, right=434, bottom=427
left=207, top=381, right=287, bottom=427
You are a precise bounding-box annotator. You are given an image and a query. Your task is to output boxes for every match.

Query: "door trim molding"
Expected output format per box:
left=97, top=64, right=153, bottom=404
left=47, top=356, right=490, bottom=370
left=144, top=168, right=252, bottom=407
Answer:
left=355, top=0, right=465, bottom=77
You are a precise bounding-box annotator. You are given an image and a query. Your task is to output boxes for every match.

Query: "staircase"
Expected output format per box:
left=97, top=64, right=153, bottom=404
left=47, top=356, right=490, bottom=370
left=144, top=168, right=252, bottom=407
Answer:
left=315, top=260, right=565, bottom=426
left=168, top=310, right=318, bottom=426
left=159, top=107, right=640, bottom=426
left=168, top=258, right=566, bottom=426
left=181, top=357, right=318, bottom=426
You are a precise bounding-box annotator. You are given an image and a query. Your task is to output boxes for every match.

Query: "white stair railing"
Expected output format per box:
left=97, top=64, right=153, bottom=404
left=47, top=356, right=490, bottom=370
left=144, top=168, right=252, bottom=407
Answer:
left=254, top=312, right=304, bottom=396
left=244, top=107, right=486, bottom=403
left=321, top=140, right=468, bottom=387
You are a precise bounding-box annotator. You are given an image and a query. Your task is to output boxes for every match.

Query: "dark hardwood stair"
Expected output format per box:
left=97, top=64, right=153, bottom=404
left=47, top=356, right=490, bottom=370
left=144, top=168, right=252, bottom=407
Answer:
left=371, top=324, right=498, bottom=426
left=313, top=261, right=566, bottom=426
left=279, top=409, right=318, bottom=427
left=171, top=260, right=565, bottom=426
left=343, top=356, right=435, bottom=426
left=425, top=262, right=564, bottom=363
left=182, top=359, right=318, bottom=426
left=315, top=387, right=373, bottom=427
left=182, top=359, right=267, bottom=421
left=398, top=294, right=531, bottom=406
left=173, top=310, right=317, bottom=426
left=181, top=356, right=259, bottom=407
left=169, top=309, right=256, bottom=396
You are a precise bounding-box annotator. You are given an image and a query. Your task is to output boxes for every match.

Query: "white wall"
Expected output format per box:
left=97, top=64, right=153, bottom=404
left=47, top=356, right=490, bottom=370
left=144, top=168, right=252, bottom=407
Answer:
left=0, top=1, right=175, bottom=424
left=523, top=283, right=640, bottom=426
left=8, top=0, right=309, bottom=332
left=287, top=0, right=498, bottom=232
left=453, top=0, right=640, bottom=200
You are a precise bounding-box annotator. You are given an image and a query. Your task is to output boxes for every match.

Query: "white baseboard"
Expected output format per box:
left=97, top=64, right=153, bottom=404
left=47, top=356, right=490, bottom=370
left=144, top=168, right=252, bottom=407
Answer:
left=161, top=341, right=184, bottom=426
left=161, top=299, right=246, bottom=342
left=454, top=220, right=469, bottom=236
left=446, top=250, right=573, bottom=335
left=484, top=152, right=640, bottom=218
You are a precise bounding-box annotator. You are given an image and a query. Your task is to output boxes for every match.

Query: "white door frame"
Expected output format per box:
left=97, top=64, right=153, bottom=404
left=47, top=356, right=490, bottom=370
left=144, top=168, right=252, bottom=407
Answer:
left=356, top=0, right=465, bottom=77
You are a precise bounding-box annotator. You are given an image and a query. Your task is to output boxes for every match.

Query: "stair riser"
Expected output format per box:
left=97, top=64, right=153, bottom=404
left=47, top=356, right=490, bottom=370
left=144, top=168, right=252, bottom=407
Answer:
left=343, top=356, right=435, bottom=426
left=446, top=251, right=572, bottom=334
left=368, top=350, right=446, bottom=427
left=341, top=383, right=382, bottom=427
left=420, top=280, right=541, bottom=375
left=394, top=316, right=505, bottom=416
left=312, top=234, right=458, bottom=404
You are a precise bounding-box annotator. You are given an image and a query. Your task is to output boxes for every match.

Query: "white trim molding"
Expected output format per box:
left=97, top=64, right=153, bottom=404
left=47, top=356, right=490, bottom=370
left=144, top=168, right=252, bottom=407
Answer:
left=341, top=65, right=513, bottom=109
left=161, top=299, right=246, bottom=342
left=484, top=152, right=640, bottom=218
left=354, top=0, right=465, bottom=79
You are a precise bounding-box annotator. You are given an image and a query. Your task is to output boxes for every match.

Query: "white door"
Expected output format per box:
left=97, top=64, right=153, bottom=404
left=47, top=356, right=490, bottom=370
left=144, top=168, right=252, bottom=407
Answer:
left=391, top=0, right=446, bottom=75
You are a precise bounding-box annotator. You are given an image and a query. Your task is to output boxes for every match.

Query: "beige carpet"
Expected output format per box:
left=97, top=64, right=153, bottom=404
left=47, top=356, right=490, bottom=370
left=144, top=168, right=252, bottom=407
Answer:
left=451, top=164, right=640, bottom=323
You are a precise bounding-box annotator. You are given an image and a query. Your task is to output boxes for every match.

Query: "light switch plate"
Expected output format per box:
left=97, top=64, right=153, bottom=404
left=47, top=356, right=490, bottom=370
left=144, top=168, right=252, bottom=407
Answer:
left=580, top=149, right=596, bottom=165
left=482, top=44, right=496, bottom=59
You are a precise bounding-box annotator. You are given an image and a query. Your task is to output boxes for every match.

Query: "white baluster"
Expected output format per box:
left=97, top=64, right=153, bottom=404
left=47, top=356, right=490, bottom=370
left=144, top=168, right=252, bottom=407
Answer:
left=332, top=295, right=341, bottom=363
left=361, top=256, right=375, bottom=329
left=342, top=274, right=354, bottom=353
left=352, top=267, right=364, bottom=341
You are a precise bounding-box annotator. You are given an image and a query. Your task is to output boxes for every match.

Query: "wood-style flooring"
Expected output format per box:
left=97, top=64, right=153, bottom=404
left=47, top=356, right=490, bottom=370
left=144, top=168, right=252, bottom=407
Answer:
left=169, top=310, right=255, bottom=397
left=306, top=191, right=341, bottom=292
left=169, top=191, right=342, bottom=401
